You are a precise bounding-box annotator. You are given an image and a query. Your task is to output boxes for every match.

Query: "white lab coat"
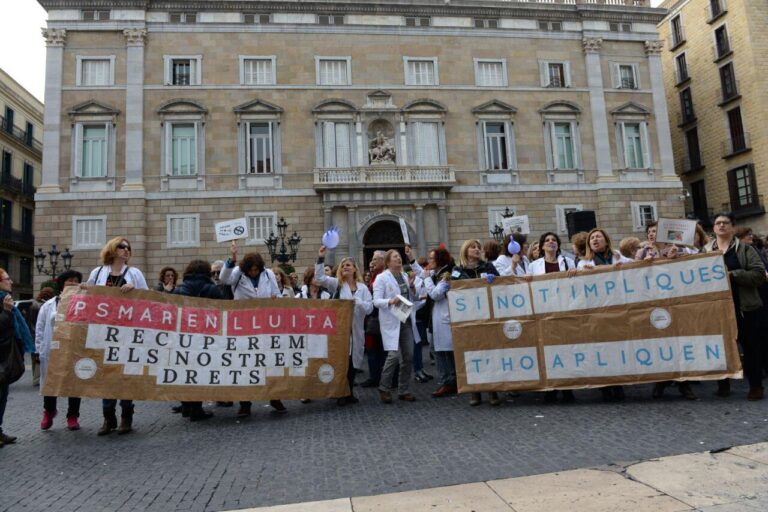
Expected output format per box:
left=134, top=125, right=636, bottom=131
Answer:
left=34, top=296, right=58, bottom=389
left=422, top=270, right=453, bottom=352
left=313, top=264, right=373, bottom=369
left=219, top=265, right=280, bottom=299
left=86, top=264, right=148, bottom=289
left=372, top=263, right=423, bottom=351
left=528, top=255, right=576, bottom=276
left=493, top=254, right=529, bottom=277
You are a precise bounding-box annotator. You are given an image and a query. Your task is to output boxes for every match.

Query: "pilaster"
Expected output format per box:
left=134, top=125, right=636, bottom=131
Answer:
left=39, top=28, right=66, bottom=194
left=415, top=205, right=426, bottom=256
left=645, top=40, right=676, bottom=179
left=123, top=29, right=147, bottom=191
left=583, top=37, right=613, bottom=181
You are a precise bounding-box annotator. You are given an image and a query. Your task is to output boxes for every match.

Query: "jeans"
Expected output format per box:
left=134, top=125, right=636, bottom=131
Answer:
left=366, top=344, right=385, bottom=385
left=738, top=310, right=764, bottom=389
left=44, top=396, right=81, bottom=417
left=379, top=322, right=414, bottom=395
left=435, top=351, right=456, bottom=387
left=413, top=320, right=427, bottom=374
left=102, top=399, right=133, bottom=411
left=0, top=382, right=8, bottom=435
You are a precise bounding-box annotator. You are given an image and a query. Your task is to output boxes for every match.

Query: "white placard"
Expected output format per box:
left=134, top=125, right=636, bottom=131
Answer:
left=502, top=215, right=530, bottom=235
left=215, top=218, right=249, bottom=243
left=399, top=218, right=410, bottom=245
left=656, top=218, right=697, bottom=247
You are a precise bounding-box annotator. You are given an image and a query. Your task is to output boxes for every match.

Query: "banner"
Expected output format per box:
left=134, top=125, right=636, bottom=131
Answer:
left=448, top=253, right=741, bottom=392
left=657, top=218, right=697, bottom=247
left=42, top=287, right=354, bottom=401
left=215, top=217, right=249, bottom=243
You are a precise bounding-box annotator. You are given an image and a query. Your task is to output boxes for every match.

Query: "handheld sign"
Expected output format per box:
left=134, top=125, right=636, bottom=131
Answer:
left=657, top=218, right=697, bottom=247
left=399, top=218, right=410, bottom=245
left=215, top=218, right=249, bottom=243
left=502, top=215, right=530, bottom=235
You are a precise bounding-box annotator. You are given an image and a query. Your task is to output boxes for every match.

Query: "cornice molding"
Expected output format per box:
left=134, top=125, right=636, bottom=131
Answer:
left=38, top=1, right=667, bottom=24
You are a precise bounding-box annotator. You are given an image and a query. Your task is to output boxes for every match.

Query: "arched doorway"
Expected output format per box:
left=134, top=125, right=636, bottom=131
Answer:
left=362, top=220, right=407, bottom=270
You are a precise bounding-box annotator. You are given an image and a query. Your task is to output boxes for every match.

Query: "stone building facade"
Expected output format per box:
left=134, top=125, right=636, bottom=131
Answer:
left=1, top=67, right=42, bottom=299
left=659, top=0, right=768, bottom=231
left=36, top=0, right=682, bottom=288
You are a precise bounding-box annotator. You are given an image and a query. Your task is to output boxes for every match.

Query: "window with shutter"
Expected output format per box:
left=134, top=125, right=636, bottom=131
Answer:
left=171, top=124, right=197, bottom=175
left=476, top=60, right=505, bottom=87
left=81, top=59, right=110, bottom=86
left=413, top=122, right=440, bottom=166
left=81, top=126, right=108, bottom=177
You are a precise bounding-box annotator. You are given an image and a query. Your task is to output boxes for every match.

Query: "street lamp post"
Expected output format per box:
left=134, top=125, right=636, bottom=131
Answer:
left=34, top=245, right=74, bottom=276
left=490, top=207, right=515, bottom=243
left=264, top=218, right=301, bottom=264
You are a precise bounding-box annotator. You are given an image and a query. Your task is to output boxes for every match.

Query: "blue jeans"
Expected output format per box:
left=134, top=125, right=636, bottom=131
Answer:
left=0, top=382, right=9, bottom=435
left=435, top=351, right=456, bottom=387
left=102, top=399, right=133, bottom=411
left=413, top=320, right=428, bottom=374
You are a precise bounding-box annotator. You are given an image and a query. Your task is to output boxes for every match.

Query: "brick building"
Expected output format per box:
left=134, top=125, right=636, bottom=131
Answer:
left=35, top=0, right=682, bottom=288
left=659, top=0, right=768, bottom=231
left=1, top=67, right=42, bottom=299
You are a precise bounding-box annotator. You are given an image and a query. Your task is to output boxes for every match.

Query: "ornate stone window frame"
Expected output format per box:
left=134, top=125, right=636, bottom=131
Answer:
left=157, top=99, right=207, bottom=191
left=401, top=99, right=447, bottom=167
left=163, top=55, right=203, bottom=86
left=609, top=62, right=641, bottom=90
left=611, top=102, right=653, bottom=179
left=403, top=57, right=440, bottom=86
left=234, top=98, right=283, bottom=189
left=472, top=99, right=518, bottom=184
left=539, top=101, right=582, bottom=183
left=239, top=55, right=277, bottom=86
left=473, top=58, right=508, bottom=87
left=313, top=99, right=360, bottom=168
left=75, top=55, right=116, bottom=87
left=315, top=56, right=352, bottom=86
left=67, top=100, right=119, bottom=192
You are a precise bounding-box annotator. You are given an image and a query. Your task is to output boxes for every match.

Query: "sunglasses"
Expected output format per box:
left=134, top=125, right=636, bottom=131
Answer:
left=210, top=271, right=220, bottom=276
left=117, top=244, right=131, bottom=250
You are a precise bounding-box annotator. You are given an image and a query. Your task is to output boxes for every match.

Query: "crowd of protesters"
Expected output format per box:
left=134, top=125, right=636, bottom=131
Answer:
left=1, top=211, right=767, bottom=446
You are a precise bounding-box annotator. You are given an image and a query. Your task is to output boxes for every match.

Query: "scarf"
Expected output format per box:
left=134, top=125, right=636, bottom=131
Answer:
left=0, top=291, right=34, bottom=353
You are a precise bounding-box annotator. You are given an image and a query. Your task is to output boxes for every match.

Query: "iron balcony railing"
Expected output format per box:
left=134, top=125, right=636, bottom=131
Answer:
left=314, top=166, right=456, bottom=188
left=0, top=115, right=43, bottom=155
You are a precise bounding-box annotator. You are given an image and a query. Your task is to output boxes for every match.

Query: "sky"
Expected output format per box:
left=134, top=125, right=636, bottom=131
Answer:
left=0, top=0, right=665, bottom=104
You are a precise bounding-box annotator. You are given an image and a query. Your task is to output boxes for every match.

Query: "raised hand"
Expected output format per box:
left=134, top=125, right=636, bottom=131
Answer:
left=230, top=240, right=238, bottom=261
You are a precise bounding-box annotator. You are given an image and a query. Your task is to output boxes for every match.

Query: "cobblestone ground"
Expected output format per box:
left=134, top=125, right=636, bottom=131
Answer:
left=1, top=357, right=767, bottom=512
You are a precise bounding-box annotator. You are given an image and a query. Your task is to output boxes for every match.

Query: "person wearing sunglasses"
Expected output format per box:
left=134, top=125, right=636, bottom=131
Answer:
left=84, top=237, right=149, bottom=435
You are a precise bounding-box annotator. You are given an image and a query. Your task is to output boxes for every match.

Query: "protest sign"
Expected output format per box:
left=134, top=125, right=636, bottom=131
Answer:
left=215, top=218, right=249, bottom=243
left=657, top=218, right=697, bottom=247
left=399, top=218, right=410, bottom=245
left=447, top=253, right=740, bottom=392
left=502, top=215, right=530, bottom=235
left=42, top=287, right=354, bottom=401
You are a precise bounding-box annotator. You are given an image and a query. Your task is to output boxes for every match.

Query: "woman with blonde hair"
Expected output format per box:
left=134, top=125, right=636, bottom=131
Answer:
left=84, top=236, right=148, bottom=435
left=273, top=267, right=296, bottom=298
left=577, top=228, right=633, bottom=270
left=454, top=239, right=501, bottom=406
left=313, top=246, right=373, bottom=405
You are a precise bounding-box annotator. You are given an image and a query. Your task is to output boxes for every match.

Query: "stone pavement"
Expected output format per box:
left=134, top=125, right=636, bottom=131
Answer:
left=236, top=442, right=768, bottom=511
left=1, top=360, right=767, bottom=512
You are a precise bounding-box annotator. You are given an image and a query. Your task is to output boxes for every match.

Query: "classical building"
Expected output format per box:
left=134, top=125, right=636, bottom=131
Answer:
left=659, top=0, right=768, bottom=230
left=1, top=67, right=42, bottom=299
left=36, top=0, right=682, bottom=287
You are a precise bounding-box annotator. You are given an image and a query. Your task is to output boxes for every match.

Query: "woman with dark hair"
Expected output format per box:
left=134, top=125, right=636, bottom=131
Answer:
left=423, top=246, right=458, bottom=397
left=704, top=213, right=767, bottom=400
left=155, top=267, right=178, bottom=293
left=576, top=229, right=631, bottom=402
left=455, top=239, right=501, bottom=406
left=172, top=259, right=223, bottom=421
left=295, top=267, right=331, bottom=299
left=273, top=267, right=296, bottom=298
left=36, top=270, right=84, bottom=430
left=219, top=241, right=285, bottom=416
left=84, top=236, right=148, bottom=435
left=528, top=232, right=576, bottom=403
left=313, top=246, right=373, bottom=405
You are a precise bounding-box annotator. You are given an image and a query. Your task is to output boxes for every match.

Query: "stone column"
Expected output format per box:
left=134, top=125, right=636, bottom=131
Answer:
left=437, top=205, right=449, bottom=248
left=646, top=40, right=676, bottom=179
left=39, top=28, right=66, bottom=194
left=122, top=29, right=147, bottom=191
left=347, top=207, right=359, bottom=263
left=583, top=38, right=613, bottom=180
left=415, top=205, right=426, bottom=257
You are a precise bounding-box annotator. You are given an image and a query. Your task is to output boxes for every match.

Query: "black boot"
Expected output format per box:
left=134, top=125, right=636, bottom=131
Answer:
left=716, top=379, right=731, bottom=397
left=117, top=405, right=134, bottom=435
left=97, top=408, right=117, bottom=436
left=189, top=402, right=213, bottom=422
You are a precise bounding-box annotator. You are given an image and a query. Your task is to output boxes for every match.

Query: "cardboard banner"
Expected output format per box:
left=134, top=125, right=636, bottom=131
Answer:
left=42, top=287, right=354, bottom=401
left=448, top=253, right=741, bottom=392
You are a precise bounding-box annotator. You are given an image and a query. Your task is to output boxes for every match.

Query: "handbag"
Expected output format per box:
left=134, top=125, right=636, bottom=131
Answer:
left=0, top=337, right=25, bottom=385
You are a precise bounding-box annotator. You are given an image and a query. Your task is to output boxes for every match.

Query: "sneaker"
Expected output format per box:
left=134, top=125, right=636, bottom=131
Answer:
left=414, top=373, right=428, bottom=383
left=489, top=392, right=501, bottom=406
left=66, top=416, right=81, bottom=431
left=41, top=410, right=57, bottom=430
left=419, top=370, right=434, bottom=381
left=469, top=393, right=482, bottom=406
left=0, top=433, right=17, bottom=446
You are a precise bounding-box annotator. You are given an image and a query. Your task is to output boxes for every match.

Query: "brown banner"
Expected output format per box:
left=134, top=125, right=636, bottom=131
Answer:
left=42, top=287, right=354, bottom=401
left=448, top=253, right=741, bottom=393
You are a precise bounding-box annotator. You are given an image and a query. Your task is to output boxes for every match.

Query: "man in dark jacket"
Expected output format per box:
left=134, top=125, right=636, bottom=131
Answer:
left=173, top=260, right=224, bottom=420
left=0, top=268, right=22, bottom=446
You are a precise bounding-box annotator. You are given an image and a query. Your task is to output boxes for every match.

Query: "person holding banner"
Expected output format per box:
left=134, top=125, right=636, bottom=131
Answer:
left=373, top=247, right=423, bottom=403
left=36, top=271, right=84, bottom=431
left=704, top=213, right=767, bottom=400
left=172, top=259, right=224, bottom=421
left=219, top=241, right=286, bottom=416
left=576, top=229, right=632, bottom=402
left=84, top=237, right=148, bottom=435
left=454, top=239, right=501, bottom=407
left=314, top=246, right=373, bottom=405
left=422, top=246, right=458, bottom=397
